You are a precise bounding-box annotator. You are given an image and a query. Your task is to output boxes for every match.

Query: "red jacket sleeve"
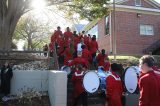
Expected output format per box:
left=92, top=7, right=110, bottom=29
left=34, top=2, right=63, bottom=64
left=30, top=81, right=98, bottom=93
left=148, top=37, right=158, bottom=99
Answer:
left=68, top=60, right=75, bottom=66
left=96, top=54, right=100, bottom=62
left=96, top=42, right=98, bottom=50
left=139, top=77, right=150, bottom=106
left=106, top=76, right=115, bottom=97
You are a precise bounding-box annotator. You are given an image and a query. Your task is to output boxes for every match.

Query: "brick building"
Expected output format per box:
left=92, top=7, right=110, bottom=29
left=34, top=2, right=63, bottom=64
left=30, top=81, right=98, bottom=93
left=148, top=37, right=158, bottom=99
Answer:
left=83, top=0, right=160, bottom=55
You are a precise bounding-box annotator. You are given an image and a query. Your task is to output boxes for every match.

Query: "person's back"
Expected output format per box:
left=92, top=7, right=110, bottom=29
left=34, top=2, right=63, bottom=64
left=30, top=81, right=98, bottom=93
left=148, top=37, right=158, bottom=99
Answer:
left=106, top=71, right=123, bottom=106
left=81, top=45, right=92, bottom=61
left=139, top=71, right=160, bottom=106
left=89, top=39, right=98, bottom=54
left=138, top=55, right=160, bottom=106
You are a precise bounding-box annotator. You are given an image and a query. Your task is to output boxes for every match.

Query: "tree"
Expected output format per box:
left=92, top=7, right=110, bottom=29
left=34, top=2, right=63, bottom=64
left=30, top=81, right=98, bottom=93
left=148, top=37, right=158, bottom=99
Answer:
left=59, top=0, right=110, bottom=21
left=0, top=0, right=70, bottom=50
left=14, top=14, right=51, bottom=50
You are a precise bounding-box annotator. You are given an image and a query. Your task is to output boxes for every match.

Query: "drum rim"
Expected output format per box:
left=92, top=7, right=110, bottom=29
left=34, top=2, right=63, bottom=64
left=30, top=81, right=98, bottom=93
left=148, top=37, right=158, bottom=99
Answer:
left=61, top=65, right=71, bottom=75
left=123, top=66, right=139, bottom=94
left=83, top=71, right=100, bottom=93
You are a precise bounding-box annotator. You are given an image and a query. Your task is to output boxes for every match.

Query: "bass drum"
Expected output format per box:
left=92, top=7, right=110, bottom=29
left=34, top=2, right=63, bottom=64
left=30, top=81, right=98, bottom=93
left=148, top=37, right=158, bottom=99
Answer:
left=60, top=65, right=71, bottom=75
left=83, top=71, right=100, bottom=93
left=123, top=66, right=140, bottom=94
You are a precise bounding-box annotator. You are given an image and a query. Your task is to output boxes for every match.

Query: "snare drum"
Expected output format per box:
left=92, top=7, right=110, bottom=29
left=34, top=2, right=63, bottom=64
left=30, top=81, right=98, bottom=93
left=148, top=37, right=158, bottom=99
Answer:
left=97, top=68, right=110, bottom=91
left=60, top=65, right=71, bottom=75
left=123, top=66, right=140, bottom=94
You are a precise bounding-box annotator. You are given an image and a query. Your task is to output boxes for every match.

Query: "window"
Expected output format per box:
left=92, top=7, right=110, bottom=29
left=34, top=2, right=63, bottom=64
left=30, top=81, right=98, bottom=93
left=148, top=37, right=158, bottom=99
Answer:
left=135, top=0, right=141, bottom=6
left=105, top=16, right=109, bottom=35
left=140, top=25, right=154, bottom=36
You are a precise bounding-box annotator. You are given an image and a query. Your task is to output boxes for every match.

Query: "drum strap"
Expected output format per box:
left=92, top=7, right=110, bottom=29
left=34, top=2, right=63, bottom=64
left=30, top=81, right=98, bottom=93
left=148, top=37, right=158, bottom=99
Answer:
left=107, top=74, right=121, bottom=81
left=75, top=71, right=84, bottom=76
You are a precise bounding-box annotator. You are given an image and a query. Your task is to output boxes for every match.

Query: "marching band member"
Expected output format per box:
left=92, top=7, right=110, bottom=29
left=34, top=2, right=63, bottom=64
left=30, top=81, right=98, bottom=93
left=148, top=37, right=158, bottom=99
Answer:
left=73, top=33, right=80, bottom=58
left=106, top=63, right=123, bottom=106
left=103, top=59, right=110, bottom=72
left=64, top=27, right=73, bottom=41
left=68, top=52, right=88, bottom=69
left=49, top=42, right=54, bottom=57
left=81, top=45, right=92, bottom=62
left=51, top=27, right=62, bottom=43
left=83, top=34, right=89, bottom=49
left=96, top=49, right=110, bottom=71
left=72, top=64, right=88, bottom=106
left=96, top=49, right=109, bottom=66
left=89, top=36, right=98, bottom=67
left=62, top=46, right=72, bottom=66
left=57, top=35, right=64, bottom=55
left=138, top=55, right=160, bottom=106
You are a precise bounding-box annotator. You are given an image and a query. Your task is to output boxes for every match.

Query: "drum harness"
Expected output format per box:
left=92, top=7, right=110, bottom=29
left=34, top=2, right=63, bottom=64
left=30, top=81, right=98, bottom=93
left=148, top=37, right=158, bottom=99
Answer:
left=107, top=71, right=121, bottom=81
left=75, top=71, right=84, bottom=76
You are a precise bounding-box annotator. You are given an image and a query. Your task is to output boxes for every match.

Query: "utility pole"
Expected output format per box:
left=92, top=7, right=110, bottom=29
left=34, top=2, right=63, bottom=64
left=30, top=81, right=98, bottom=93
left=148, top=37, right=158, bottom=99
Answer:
left=113, top=0, right=117, bottom=61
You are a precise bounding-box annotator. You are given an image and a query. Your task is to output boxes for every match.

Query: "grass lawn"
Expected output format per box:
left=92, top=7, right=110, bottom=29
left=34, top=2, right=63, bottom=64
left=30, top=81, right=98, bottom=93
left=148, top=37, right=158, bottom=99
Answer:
left=108, top=55, right=160, bottom=67
left=109, top=56, right=139, bottom=60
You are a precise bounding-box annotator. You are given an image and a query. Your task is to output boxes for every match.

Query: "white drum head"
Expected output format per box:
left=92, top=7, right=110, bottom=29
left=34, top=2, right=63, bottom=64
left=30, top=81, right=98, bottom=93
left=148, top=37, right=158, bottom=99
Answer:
left=83, top=71, right=100, bottom=93
left=61, top=66, right=71, bottom=75
left=124, top=66, right=140, bottom=94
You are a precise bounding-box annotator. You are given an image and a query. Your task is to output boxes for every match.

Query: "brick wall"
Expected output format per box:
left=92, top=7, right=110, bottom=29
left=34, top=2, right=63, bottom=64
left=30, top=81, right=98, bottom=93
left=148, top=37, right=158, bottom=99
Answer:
left=115, top=11, right=160, bottom=54
left=94, top=0, right=160, bottom=55
left=97, top=17, right=111, bottom=54
left=97, top=11, right=160, bottom=55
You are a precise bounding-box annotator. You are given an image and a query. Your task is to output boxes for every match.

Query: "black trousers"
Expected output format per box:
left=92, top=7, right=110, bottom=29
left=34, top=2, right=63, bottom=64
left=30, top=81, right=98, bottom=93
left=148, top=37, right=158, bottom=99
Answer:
left=92, top=52, right=97, bottom=68
left=73, top=92, right=88, bottom=106
left=1, top=79, right=11, bottom=96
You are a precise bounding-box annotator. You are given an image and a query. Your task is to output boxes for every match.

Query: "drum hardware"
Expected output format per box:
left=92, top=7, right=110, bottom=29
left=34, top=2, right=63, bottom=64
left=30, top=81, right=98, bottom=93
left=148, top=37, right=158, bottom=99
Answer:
left=60, top=65, right=71, bottom=75
left=83, top=66, right=141, bottom=95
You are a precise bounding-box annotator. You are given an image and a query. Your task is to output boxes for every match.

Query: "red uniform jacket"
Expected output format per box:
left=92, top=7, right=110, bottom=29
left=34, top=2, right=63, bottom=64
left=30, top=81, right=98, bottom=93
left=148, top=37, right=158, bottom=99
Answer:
left=82, top=48, right=92, bottom=61
left=68, top=57, right=88, bottom=68
left=57, top=37, right=64, bottom=56
left=49, top=42, right=54, bottom=51
left=51, top=30, right=62, bottom=43
left=57, top=37, right=64, bottom=47
left=84, top=36, right=89, bottom=48
left=64, top=31, right=73, bottom=41
left=62, top=47, right=72, bottom=65
left=103, top=62, right=110, bottom=71
left=139, top=71, right=160, bottom=106
left=106, top=72, right=123, bottom=106
left=96, top=53, right=108, bottom=66
left=89, top=40, right=98, bottom=54
left=152, top=66, right=160, bottom=72
left=64, top=39, right=72, bottom=48
left=72, top=70, right=85, bottom=97
left=51, top=34, right=56, bottom=43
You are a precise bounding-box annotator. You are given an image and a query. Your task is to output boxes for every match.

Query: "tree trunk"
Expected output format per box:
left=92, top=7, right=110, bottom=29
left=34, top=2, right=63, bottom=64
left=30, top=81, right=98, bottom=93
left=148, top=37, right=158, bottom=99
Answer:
left=0, top=0, right=28, bottom=51
left=27, top=35, right=33, bottom=50
left=0, top=25, right=12, bottom=50
left=0, top=20, right=19, bottom=51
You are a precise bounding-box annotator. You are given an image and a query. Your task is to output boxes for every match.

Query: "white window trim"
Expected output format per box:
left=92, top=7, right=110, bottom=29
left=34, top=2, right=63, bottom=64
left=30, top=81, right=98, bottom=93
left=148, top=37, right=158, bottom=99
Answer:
left=105, top=16, right=110, bottom=36
left=135, top=0, right=141, bottom=6
left=140, top=24, right=154, bottom=36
